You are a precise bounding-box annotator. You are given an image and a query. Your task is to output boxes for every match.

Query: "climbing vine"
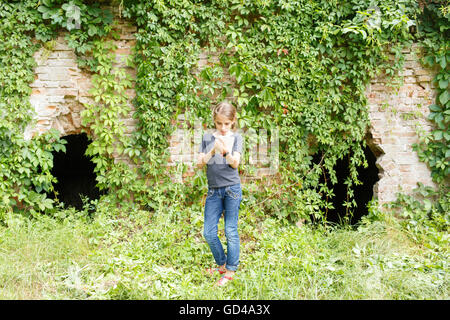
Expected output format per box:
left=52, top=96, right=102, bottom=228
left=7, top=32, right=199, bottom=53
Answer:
left=1, top=0, right=446, bottom=224
left=413, top=0, right=449, bottom=184
left=0, top=1, right=65, bottom=215
left=35, top=0, right=144, bottom=205
left=0, top=0, right=135, bottom=215
left=122, top=0, right=419, bottom=222
left=391, top=0, right=449, bottom=233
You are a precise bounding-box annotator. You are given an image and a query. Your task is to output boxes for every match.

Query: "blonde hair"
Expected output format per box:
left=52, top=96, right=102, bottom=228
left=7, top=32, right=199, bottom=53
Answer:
left=212, top=101, right=237, bottom=129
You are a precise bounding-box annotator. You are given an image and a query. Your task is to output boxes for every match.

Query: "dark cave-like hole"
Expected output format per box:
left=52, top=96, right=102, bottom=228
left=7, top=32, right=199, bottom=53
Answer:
left=49, top=133, right=102, bottom=211
left=312, top=145, right=379, bottom=225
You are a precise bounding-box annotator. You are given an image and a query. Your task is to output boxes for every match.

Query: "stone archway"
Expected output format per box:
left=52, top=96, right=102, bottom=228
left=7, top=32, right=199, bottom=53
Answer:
left=24, top=12, right=137, bottom=157
left=23, top=14, right=138, bottom=208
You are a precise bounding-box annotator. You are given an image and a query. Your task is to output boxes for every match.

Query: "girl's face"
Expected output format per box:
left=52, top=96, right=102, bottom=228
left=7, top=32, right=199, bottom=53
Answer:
left=214, top=113, right=235, bottom=135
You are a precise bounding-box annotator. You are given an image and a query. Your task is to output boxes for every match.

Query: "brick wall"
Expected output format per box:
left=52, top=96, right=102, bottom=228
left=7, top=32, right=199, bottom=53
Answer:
left=25, top=37, right=90, bottom=139
left=24, top=16, right=438, bottom=208
left=25, top=18, right=137, bottom=145
left=366, top=43, right=437, bottom=206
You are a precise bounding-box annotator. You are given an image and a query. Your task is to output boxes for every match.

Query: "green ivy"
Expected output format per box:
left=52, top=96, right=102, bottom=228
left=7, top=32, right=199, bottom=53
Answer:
left=1, top=0, right=446, bottom=225
left=121, top=0, right=419, bottom=222
left=0, top=0, right=119, bottom=215
left=413, top=1, right=449, bottom=184
left=36, top=0, right=115, bottom=70
left=36, top=0, right=143, bottom=204
left=399, top=0, right=450, bottom=239
left=0, top=1, right=65, bottom=215
left=80, top=37, right=140, bottom=202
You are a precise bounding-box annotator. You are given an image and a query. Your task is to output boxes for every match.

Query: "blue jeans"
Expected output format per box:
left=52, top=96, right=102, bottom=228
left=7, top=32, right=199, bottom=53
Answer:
left=203, top=183, right=242, bottom=272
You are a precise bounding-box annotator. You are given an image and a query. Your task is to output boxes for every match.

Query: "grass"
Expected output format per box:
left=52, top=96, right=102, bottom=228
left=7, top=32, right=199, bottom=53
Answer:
left=0, top=201, right=448, bottom=300
left=0, top=214, right=91, bottom=299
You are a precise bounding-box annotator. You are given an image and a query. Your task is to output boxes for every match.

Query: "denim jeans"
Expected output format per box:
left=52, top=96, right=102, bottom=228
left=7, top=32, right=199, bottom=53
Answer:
left=203, top=183, right=242, bottom=272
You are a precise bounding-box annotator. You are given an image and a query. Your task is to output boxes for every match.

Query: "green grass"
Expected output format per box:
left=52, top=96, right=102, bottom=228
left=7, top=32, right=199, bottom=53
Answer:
left=0, top=203, right=448, bottom=299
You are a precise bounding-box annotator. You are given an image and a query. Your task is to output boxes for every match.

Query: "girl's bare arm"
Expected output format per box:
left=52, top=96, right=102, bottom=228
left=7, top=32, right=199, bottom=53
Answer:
left=197, top=149, right=215, bottom=169
left=216, top=138, right=240, bottom=169
left=225, top=152, right=241, bottom=169
left=197, top=139, right=240, bottom=169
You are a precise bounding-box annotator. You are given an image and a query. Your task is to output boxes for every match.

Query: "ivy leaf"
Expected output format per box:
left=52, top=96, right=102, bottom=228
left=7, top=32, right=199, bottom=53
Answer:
left=37, top=5, right=48, bottom=14
left=423, top=55, right=435, bottom=67
left=439, top=56, right=447, bottom=69
left=433, top=130, right=443, bottom=140
left=438, top=79, right=448, bottom=90
left=54, top=143, right=66, bottom=153
left=65, top=4, right=81, bottom=20
left=439, top=90, right=449, bottom=105
left=429, top=104, right=441, bottom=112
left=38, top=197, right=54, bottom=211
left=442, top=131, right=450, bottom=141
left=88, top=25, right=97, bottom=37
left=434, top=113, right=445, bottom=128
left=423, top=199, right=432, bottom=212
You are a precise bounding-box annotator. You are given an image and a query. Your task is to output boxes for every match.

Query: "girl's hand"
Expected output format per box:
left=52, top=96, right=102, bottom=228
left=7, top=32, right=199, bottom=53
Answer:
left=214, top=139, right=225, bottom=154
left=217, top=137, right=229, bottom=154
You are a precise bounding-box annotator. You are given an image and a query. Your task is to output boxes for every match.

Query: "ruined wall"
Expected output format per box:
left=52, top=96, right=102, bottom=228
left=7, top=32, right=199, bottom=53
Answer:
left=25, top=19, right=137, bottom=144
left=24, top=16, right=438, bottom=208
left=366, top=43, right=438, bottom=206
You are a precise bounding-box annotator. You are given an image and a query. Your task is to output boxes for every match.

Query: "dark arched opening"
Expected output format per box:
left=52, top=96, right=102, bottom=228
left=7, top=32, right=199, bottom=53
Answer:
left=313, top=145, right=379, bottom=225
left=49, top=133, right=102, bottom=210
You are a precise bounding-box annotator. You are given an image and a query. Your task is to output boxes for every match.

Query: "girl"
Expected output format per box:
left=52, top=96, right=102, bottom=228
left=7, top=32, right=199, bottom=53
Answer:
left=197, top=101, right=243, bottom=287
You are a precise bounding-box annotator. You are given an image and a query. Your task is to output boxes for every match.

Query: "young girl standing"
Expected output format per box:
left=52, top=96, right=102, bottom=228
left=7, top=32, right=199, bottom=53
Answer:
left=197, top=101, right=243, bottom=287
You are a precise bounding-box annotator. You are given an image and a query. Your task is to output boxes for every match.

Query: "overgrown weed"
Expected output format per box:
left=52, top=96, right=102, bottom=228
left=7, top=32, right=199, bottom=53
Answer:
left=0, top=199, right=448, bottom=299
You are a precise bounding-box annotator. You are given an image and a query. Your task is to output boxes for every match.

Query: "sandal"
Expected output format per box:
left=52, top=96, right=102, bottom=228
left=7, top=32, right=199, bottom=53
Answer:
left=206, top=267, right=226, bottom=276
left=216, top=275, right=233, bottom=287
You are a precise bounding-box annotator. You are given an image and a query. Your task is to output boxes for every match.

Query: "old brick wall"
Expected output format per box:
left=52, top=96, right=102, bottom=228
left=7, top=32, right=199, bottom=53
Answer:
left=25, top=18, right=137, bottom=147
left=366, top=43, right=438, bottom=206
left=24, top=14, right=438, bottom=208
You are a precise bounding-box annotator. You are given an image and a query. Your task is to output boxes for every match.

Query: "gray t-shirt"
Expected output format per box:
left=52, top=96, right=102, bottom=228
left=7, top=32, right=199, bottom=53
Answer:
left=198, top=131, right=243, bottom=188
